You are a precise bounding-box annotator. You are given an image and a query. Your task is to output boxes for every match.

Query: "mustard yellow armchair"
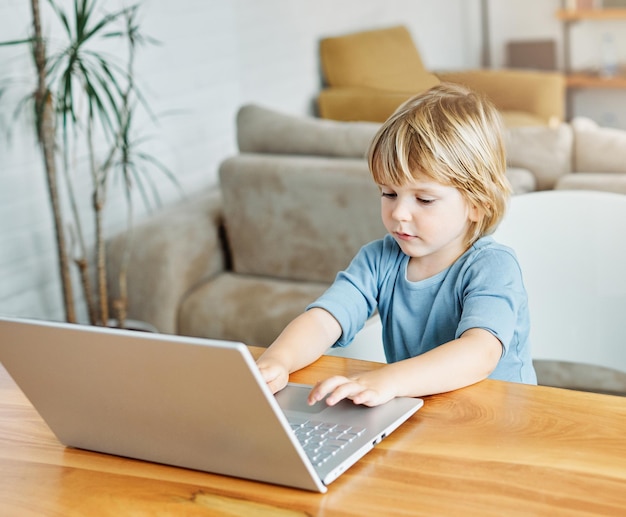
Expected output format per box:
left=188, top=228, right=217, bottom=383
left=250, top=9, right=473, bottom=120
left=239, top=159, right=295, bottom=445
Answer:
left=318, top=25, right=565, bottom=127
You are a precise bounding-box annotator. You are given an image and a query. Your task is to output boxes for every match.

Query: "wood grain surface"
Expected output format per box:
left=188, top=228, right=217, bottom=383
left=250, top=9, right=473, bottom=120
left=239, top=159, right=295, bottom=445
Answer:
left=1, top=347, right=626, bottom=516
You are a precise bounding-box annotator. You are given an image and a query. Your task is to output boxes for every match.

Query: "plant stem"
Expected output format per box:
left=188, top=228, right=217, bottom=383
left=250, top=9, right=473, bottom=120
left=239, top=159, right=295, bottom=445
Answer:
left=63, top=138, right=97, bottom=324
left=31, top=0, right=76, bottom=322
left=88, top=117, right=108, bottom=326
left=114, top=13, right=137, bottom=329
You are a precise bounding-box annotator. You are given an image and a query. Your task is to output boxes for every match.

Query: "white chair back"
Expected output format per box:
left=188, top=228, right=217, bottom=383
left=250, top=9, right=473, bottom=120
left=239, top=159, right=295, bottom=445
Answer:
left=493, top=190, right=626, bottom=392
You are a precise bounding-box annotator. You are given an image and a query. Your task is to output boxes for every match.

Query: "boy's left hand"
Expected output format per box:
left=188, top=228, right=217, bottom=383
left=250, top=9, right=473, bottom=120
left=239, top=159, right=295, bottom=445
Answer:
left=307, top=372, right=397, bottom=407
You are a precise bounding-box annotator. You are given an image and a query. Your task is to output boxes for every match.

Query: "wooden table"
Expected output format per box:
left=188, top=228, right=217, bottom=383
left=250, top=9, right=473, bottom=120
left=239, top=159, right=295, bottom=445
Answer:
left=2, top=348, right=626, bottom=516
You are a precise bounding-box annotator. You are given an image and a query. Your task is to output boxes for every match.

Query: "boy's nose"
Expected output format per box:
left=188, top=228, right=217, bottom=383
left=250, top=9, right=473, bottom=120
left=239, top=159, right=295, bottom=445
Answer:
left=391, top=199, right=412, bottom=221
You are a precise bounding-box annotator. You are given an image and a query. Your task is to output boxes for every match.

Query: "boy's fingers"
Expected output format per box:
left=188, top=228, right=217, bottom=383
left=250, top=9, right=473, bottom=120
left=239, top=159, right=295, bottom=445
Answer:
left=267, top=371, right=288, bottom=394
left=325, top=381, right=367, bottom=406
left=309, top=376, right=372, bottom=406
left=307, top=376, right=350, bottom=405
left=309, top=376, right=390, bottom=407
left=258, top=364, right=287, bottom=394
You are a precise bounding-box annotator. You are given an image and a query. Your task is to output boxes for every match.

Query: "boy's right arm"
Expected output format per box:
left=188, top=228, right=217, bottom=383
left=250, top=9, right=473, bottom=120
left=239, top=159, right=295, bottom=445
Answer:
left=256, top=307, right=342, bottom=394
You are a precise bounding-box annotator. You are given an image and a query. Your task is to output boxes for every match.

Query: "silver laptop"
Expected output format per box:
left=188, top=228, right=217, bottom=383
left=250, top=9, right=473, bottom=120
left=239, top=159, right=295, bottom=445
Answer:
left=0, top=316, right=423, bottom=492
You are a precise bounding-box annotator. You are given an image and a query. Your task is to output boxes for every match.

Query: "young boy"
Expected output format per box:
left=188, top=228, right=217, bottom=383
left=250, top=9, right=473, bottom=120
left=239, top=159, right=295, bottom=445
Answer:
left=257, top=83, right=537, bottom=407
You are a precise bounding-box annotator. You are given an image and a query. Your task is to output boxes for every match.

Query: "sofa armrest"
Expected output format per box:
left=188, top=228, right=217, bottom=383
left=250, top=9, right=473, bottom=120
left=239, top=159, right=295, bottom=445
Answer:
left=106, top=188, right=226, bottom=334
left=437, top=69, right=566, bottom=125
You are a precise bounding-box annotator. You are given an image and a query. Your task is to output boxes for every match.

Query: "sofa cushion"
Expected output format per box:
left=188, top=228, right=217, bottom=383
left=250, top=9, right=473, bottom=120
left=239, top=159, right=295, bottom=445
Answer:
left=506, top=167, right=536, bottom=194
left=219, top=154, right=386, bottom=283
left=237, top=104, right=379, bottom=158
left=317, top=87, right=416, bottom=122
left=555, top=173, right=626, bottom=195
left=505, top=123, right=573, bottom=190
left=179, top=273, right=329, bottom=347
left=572, top=117, right=626, bottom=173
left=320, top=25, right=440, bottom=93
left=499, top=110, right=549, bottom=128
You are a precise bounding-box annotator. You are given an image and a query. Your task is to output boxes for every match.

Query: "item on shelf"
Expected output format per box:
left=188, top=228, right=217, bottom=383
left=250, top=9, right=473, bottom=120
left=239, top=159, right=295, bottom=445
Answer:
left=507, top=39, right=557, bottom=70
left=600, top=32, right=619, bottom=77
left=575, top=0, right=599, bottom=9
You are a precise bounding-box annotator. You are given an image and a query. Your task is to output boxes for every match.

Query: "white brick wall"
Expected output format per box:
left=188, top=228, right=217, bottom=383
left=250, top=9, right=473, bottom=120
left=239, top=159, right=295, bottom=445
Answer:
left=6, top=0, right=572, bottom=323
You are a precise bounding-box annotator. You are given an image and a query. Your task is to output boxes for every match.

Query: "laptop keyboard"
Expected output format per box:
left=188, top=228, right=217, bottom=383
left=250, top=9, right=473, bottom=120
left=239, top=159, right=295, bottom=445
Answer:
left=288, top=419, right=366, bottom=467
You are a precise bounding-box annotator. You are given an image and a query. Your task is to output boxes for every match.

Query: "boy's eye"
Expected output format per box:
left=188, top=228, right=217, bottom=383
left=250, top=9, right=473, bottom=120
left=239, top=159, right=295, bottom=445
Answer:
left=381, top=192, right=396, bottom=199
left=417, top=197, right=435, bottom=204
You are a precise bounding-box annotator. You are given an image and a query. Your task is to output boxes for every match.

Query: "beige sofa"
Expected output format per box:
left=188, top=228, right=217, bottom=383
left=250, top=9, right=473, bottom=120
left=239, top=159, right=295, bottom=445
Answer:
left=507, top=117, right=626, bottom=193
left=106, top=106, right=385, bottom=345
left=106, top=104, right=626, bottom=345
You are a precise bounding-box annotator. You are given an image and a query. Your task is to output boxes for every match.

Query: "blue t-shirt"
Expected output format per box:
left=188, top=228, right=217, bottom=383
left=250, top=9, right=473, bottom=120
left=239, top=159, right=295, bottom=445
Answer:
left=308, top=234, right=536, bottom=384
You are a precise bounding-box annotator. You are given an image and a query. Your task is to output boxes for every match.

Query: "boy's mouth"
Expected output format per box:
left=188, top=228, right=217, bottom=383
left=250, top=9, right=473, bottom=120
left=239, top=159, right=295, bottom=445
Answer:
left=394, top=231, right=416, bottom=241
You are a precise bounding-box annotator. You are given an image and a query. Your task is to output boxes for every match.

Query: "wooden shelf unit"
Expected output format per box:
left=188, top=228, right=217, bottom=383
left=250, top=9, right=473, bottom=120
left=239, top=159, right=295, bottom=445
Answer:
left=566, top=72, right=626, bottom=88
left=556, top=8, right=626, bottom=21
left=558, top=7, right=626, bottom=93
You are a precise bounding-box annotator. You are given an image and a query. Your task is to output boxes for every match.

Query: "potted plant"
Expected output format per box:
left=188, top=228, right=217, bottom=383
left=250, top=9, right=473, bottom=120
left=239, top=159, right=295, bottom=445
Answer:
left=1, top=0, right=178, bottom=329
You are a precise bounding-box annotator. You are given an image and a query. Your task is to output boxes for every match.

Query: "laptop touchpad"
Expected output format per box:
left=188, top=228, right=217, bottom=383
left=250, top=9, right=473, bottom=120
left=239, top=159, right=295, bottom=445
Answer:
left=275, top=383, right=328, bottom=414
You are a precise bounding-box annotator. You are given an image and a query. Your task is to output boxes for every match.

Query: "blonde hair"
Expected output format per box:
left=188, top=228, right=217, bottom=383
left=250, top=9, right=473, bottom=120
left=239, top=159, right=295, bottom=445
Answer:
left=368, top=83, right=511, bottom=246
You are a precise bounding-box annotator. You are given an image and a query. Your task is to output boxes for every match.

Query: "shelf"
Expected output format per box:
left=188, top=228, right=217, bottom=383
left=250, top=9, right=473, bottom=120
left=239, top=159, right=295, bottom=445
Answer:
left=567, top=72, right=626, bottom=88
left=556, top=8, right=626, bottom=21
left=558, top=8, right=626, bottom=97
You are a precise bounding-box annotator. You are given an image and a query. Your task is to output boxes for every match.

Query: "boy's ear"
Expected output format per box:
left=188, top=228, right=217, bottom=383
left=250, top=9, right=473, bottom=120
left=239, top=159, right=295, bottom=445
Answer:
left=468, top=203, right=483, bottom=223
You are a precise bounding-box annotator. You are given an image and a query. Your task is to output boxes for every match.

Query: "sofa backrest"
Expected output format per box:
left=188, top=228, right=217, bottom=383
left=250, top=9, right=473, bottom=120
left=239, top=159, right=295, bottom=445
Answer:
left=219, top=154, right=386, bottom=284
left=237, top=103, right=379, bottom=158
